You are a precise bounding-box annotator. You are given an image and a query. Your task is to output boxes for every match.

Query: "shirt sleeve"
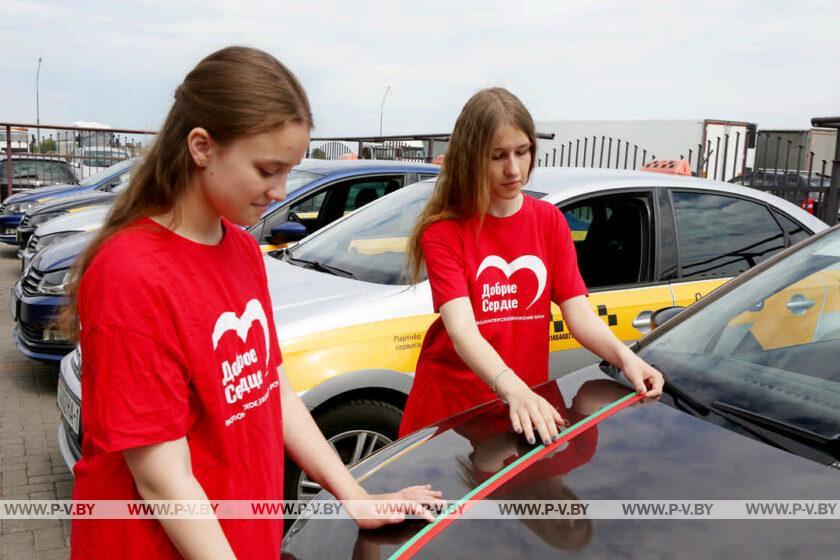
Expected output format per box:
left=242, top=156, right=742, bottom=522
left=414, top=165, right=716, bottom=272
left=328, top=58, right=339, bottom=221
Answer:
left=81, top=325, right=190, bottom=454
left=421, top=222, right=469, bottom=312
left=551, top=208, right=589, bottom=304
left=78, top=240, right=190, bottom=454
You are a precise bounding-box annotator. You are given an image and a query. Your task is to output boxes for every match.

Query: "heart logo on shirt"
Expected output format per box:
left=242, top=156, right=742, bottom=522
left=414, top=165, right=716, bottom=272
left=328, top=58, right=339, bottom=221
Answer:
left=476, top=255, right=547, bottom=309
left=211, top=299, right=270, bottom=368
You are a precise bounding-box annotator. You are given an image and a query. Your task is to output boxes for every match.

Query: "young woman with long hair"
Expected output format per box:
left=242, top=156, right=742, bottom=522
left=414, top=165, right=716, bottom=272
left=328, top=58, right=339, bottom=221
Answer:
left=62, top=46, right=440, bottom=559
left=400, top=87, right=664, bottom=444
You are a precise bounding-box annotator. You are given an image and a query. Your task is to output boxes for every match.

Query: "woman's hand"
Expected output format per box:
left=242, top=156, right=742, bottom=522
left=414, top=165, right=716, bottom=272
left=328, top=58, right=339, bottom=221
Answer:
left=343, top=485, right=445, bottom=530
left=619, top=353, right=664, bottom=398
left=496, top=372, right=568, bottom=446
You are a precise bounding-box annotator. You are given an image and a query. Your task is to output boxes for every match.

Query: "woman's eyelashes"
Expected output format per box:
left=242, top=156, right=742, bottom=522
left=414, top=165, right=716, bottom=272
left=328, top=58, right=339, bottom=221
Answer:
left=257, top=167, right=275, bottom=178
left=491, top=149, right=530, bottom=161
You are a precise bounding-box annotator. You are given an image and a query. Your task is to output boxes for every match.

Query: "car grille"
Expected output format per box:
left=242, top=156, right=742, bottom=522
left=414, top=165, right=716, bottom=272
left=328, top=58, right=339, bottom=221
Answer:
left=22, top=267, right=44, bottom=296
left=18, top=320, right=69, bottom=347
left=0, top=204, right=6, bottom=214
left=17, top=230, right=33, bottom=249
left=19, top=214, right=32, bottom=228
left=26, top=234, right=40, bottom=253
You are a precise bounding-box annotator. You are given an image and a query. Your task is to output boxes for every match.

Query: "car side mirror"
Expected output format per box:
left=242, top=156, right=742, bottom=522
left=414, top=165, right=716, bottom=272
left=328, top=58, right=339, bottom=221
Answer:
left=269, top=221, right=308, bottom=244
left=650, top=306, right=685, bottom=330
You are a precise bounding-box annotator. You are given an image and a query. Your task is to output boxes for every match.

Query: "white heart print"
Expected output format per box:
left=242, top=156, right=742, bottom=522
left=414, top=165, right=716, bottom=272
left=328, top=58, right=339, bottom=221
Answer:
left=211, top=299, right=270, bottom=368
left=476, top=255, right=547, bottom=310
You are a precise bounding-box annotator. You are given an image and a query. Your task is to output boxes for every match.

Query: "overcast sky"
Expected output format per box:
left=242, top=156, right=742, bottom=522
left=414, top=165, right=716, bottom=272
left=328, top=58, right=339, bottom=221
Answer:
left=1, top=0, right=838, bottom=136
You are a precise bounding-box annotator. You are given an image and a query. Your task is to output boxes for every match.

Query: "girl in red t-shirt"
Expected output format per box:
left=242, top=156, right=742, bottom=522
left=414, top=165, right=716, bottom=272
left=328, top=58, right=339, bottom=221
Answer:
left=401, top=88, right=664, bottom=444
left=60, top=47, right=441, bottom=560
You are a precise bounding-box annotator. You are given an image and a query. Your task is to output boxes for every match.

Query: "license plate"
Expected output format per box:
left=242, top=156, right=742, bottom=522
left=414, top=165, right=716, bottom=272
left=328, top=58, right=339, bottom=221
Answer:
left=57, top=381, right=81, bottom=436
left=3, top=227, right=15, bottom=235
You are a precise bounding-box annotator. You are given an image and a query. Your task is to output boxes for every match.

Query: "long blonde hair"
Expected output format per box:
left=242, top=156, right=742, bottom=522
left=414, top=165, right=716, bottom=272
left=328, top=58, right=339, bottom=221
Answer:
left=406, top=87, right=536, bottom=283
left=59, top=46, right=312, bottom=340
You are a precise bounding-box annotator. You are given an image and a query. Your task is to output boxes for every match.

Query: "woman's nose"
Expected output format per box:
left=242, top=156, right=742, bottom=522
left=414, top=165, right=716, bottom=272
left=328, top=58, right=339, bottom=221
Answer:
left=267, top=180, right=286, bottom=202
left=504, top=154, right=519, bottom=176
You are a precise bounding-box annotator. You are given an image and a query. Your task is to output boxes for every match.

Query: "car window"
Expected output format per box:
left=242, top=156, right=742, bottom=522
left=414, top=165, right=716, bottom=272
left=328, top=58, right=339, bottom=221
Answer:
left=672, top=191, right=786, bottom=279
left=640, top=231, right=840, bottom=440
left=290, top=190, right=327, bottom=222
left=561, top=194, right=652, bottom=288
left=0, top=160, right=76, bottom=185
left=82, top=158, right=134, bottom=187
left=283, top=181, right=435, bottom=285
left=343, top=177, right=404, bottom=215
left=772, top=210, right=811, bottom=246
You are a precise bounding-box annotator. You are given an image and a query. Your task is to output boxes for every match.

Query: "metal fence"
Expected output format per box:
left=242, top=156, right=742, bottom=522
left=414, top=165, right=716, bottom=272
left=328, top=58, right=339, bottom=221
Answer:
left=534, top=127, right=839, bottom=226
left=2, top=122, right=157, bottom=198
left=307, top=134, right=452, bottom=163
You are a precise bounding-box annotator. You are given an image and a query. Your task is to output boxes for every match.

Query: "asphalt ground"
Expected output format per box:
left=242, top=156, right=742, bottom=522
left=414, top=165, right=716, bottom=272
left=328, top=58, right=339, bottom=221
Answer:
left=0, top=245, right=72, bottom=560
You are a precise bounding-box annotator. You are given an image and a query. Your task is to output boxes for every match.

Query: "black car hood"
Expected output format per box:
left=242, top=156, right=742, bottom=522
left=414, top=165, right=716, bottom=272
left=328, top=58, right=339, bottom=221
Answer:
left=31, top=190, right=116, bottom=215
left=283, top=366, right=839, bottom=559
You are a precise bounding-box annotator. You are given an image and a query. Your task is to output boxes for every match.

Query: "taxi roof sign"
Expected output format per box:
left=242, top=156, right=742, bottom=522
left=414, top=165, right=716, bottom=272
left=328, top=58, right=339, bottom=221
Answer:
left=641, top=159, right=691, bottom=176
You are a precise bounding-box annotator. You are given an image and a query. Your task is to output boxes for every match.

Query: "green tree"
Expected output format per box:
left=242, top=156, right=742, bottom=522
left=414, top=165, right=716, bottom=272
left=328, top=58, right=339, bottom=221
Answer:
left=311, top=148, right=327, bottom=160
left=37, top=138, right=57, bottom=153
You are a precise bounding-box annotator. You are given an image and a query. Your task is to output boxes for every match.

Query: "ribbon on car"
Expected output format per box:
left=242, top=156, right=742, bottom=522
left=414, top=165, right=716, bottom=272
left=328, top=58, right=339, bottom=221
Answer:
left=389, top=390, right=645, bottom=560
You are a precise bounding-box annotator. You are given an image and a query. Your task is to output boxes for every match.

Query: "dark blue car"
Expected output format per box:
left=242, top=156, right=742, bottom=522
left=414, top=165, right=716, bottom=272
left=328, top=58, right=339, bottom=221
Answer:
left=0, top=158, right=134, bottom=245
left=12, top=159, right=439, bottom=362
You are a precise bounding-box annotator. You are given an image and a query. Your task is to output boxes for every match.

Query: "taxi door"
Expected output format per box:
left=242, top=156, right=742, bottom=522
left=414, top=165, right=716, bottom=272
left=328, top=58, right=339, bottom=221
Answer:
left=549, top=191, right=674, bottom=376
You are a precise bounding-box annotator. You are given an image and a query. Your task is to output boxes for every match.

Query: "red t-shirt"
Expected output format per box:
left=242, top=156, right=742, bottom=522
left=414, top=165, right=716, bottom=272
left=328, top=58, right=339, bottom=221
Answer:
left=399, top=195, right=587, bottom=437
left=71, top=217, right=285, bottom=559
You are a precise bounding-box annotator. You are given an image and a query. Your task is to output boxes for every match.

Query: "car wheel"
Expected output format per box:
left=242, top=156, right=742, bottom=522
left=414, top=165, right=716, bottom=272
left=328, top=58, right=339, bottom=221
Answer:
left=284, top=399, right=402, bottom=503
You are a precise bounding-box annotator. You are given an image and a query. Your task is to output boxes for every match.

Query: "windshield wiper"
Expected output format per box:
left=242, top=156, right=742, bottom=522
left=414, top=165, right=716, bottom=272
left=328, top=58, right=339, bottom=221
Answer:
left=662, top=373, right=711, bottom=417
left=711, top=401, right=833, bottom=448
left=283, top=254, right=357, bottom=279
left=601, top=361, right=710, bottom=416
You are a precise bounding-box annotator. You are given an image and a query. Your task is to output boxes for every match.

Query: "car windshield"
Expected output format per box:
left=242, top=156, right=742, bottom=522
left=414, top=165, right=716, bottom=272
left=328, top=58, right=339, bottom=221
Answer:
left=0, top=160, right=76, bottom=185
left=81, top=151, right=128, bottom=168
left=83, top=159, right=133, bottom=187
left=639, top=229, right=840, bottom=439
left=277, top=180, right=435, bottom=285
left=285, top=170, right=323, bottom=195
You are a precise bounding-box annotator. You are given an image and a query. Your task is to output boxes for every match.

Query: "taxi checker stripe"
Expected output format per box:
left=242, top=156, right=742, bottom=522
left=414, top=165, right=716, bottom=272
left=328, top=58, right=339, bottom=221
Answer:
left=389, top=391, right=644, bottom=560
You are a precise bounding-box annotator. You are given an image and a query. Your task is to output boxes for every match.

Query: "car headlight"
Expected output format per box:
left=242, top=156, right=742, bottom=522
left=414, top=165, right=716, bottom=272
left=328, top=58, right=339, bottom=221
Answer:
left=37, top=269, right=69, bottom=295
left=7, top=202, right=35, bottom=214
left=35, top=231, right=79, bottom=253
left=29, top=211, right=66, bottom=227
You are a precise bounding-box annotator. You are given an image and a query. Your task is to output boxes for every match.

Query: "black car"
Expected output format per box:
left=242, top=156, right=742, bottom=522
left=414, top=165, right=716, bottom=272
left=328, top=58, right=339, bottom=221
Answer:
left=283, top=225, right=840, bottom=559
left=0, top=153, right=78, bottom=193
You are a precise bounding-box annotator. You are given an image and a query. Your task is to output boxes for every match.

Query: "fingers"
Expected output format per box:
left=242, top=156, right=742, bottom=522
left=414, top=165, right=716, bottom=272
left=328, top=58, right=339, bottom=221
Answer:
left=633, top=376, right=647, bottom=395
left=529, top=403, right=552, bottom=445
left=550, top=405, right=567, bottom=428
left=519, top=410, right=536, bottom=445
left=510, top=411, right=523, bottom=434
left=646, top=368, right=664, bottom=398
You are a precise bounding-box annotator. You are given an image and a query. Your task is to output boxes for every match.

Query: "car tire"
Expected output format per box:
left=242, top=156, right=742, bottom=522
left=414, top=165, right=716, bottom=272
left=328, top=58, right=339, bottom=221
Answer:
left=284, top=399, right=402, bottom=504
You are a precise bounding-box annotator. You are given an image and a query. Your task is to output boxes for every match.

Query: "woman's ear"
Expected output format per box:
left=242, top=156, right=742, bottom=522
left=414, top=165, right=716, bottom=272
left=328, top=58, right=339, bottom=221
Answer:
left=187, top=127, right=215, bottom=168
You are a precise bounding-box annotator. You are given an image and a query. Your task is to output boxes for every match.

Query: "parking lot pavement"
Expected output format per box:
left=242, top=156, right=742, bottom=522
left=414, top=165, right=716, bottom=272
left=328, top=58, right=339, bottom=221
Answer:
left=0, top=247, right=72, bottom=560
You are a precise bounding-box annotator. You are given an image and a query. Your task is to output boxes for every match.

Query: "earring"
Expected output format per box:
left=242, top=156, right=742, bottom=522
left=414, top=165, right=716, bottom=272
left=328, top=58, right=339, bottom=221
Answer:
left=198, top=158, right=207, bottom=167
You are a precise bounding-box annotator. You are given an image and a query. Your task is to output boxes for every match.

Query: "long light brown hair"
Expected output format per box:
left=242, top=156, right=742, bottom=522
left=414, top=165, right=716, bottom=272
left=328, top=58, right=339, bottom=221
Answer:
left=405, top=87, right=536, bottom=283
left=59, top=46, right=312, bottom=340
